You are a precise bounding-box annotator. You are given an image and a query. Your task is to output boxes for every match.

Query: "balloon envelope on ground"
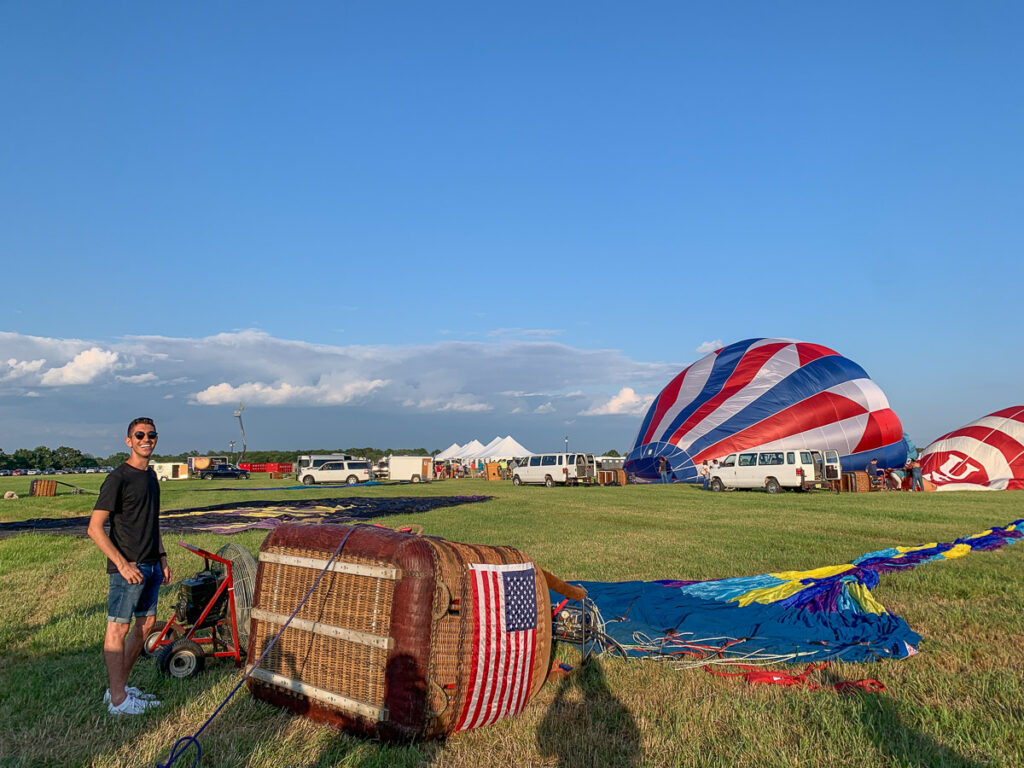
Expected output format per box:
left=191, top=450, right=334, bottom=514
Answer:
left=624, top=338, right=906, bottom=482
left=920, top=406, right=1024, bottom=491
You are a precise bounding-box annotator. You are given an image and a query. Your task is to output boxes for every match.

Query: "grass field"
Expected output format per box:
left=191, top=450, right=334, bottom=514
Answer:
left=0, top=475, right=1021, bottom=768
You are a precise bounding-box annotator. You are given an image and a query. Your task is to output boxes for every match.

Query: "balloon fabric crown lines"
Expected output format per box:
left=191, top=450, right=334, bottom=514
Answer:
left=624, top=338, right=906, bottom=482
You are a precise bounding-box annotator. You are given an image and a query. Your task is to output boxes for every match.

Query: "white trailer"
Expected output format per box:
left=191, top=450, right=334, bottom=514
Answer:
left=387, top=456, right=434, bottom=483
left=152, top=462, right=189, bottom=481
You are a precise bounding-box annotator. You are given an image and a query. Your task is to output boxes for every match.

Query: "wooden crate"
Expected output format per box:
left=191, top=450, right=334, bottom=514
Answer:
left=841, top=471, right=870, bottom=493
left=29, top=479, right=57, bottom=497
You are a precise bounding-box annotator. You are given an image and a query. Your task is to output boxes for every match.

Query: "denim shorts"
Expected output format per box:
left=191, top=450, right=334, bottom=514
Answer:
left=107, top=562, right=163, bottom=624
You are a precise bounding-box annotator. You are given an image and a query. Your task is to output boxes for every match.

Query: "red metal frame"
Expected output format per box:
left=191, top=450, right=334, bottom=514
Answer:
left=147, top=542, right=244, bottom=667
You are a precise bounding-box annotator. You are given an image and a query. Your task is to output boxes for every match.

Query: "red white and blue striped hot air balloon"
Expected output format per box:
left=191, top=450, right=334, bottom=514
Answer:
left=624, top=338, right=906, bottom=482
left=920, top=406, right=1024, bottom=491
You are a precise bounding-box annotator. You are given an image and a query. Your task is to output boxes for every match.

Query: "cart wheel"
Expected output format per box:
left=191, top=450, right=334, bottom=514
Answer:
left=143, top=621, right=179, bottom=657
left=158, top=638, right=206, bottom=678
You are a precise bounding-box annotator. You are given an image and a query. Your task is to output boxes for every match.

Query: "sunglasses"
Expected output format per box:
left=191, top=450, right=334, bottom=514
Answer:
left=133, top=431, right=158, bottom=440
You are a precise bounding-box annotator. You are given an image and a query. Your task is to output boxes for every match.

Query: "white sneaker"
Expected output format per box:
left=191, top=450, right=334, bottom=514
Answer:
left=108, top=693, right=154, bottom=716
left=104, top=686, right=158, bottom=703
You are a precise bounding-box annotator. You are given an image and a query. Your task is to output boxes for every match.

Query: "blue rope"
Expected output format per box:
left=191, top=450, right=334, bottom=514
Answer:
left=157, top=525, right=360, bottom=768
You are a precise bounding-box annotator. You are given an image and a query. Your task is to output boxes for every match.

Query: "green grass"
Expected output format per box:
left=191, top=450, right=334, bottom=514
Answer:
left=1, top=476, right=1022, bottom=767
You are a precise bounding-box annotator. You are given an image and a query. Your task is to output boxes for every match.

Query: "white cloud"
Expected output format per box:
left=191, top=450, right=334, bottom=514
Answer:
left=401, top=395, right=493, bottom=413
left=3, top=332, right=680, bottom=415
left=579, top=387, right=654, bottom=416
left=24, top=391, right=40, bottom=397
left=534, top=402, right=555, bottom=414
left=193, top=377, right=387, bottom=406
left=39, top=347, right=119, bottom=386
left=695, top=340, right=723, bottom=355
left=116, top=372, right=159, bottom=384
left=3, top=358, right=45, bottom=381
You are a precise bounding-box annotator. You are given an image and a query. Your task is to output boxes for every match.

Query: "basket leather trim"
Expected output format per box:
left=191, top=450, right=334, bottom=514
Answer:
left=258, top=550, right=401, bottom=580
left=248, top=667, right=389, bottom=721
left=250, top=607, right=395, bottom=650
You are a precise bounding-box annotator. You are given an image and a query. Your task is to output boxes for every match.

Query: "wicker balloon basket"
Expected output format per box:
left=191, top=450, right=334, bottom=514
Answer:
left=247, top=524, right=554, bottom=740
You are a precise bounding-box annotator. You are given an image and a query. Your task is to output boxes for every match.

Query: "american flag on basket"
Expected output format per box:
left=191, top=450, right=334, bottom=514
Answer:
left=455, top=562, right=537, bottom=730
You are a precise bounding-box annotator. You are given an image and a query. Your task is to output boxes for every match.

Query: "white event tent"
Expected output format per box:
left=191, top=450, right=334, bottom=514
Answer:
left=434, top=442, right=463, bottom=460
left=439, top=436, right=535, bottom=461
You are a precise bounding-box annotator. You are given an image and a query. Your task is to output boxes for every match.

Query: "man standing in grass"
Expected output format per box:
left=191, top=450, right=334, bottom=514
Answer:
left=87, top=417, right=172, bottom=715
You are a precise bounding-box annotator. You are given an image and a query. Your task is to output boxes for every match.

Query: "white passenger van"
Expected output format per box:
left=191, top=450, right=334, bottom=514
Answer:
left=299, top=459, right=372, bottom=485
left=512, top=453, right=596, bottom=487
left=710, top=449, right=841, bottom=493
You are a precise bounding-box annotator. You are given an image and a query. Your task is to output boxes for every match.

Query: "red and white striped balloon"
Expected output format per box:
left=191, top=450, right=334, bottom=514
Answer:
left=920, top=406, right=1024, bottom=490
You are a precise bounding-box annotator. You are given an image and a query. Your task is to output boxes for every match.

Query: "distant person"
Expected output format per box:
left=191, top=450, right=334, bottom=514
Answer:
left=658, top=455, right=671, bottom=484
left=87, top=417, right=171, bottom=715
left=699, top=461, right=711, bottom=490
left=910, top=457, right=924, bottom=492
left=866, top=458, right=884, bottom=490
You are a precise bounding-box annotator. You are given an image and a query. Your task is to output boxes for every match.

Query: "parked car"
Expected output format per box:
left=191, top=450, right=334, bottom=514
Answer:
left=197, top=463, right=251, bottom=480
left=0, top=469, right=12, bottom=477
left=12, top=469, right=25, bottom=476
left=300, top=460, right=372, bottom=485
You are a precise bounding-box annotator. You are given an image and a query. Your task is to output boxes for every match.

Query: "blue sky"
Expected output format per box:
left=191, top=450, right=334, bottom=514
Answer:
left=2, top=2, right=1021, bottom=457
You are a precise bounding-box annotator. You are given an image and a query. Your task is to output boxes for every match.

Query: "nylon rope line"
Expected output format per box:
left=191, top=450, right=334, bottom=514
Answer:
left=156, top=524, right=360, bottom=768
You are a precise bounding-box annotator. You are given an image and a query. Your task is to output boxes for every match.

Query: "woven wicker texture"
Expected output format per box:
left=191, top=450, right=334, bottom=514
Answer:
left=248, top=524, right=552, bottom=740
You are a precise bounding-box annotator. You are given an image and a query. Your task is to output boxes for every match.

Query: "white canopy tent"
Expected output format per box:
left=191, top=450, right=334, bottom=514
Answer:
left=453, top=439, right=485, bottom=459
left=434, top=442, right=463, bottom=460
left=463, top=435, right=535, bottom=460
left=435, top=436, right=536, bottom=461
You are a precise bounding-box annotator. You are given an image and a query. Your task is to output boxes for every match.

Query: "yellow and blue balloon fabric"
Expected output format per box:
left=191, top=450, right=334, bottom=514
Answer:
left=573, top=519, right=1022, bottom=663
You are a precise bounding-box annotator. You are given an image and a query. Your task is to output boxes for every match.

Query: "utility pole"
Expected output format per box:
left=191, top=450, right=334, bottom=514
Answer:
left=234, top=404, right=247, bottom=465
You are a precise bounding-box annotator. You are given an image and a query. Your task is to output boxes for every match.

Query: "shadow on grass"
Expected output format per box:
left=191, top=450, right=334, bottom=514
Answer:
left=536, top=658, right=641, bottom=768
left=854, top=692, right=987, bottom=768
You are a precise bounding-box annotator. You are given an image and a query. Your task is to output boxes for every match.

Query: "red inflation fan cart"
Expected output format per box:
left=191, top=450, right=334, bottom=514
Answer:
left=144, top=542, right=258, bottom=678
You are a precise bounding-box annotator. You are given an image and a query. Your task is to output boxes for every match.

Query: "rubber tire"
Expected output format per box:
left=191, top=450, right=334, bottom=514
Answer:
left=765, top=478, right=781, bottom=494
left=710, top=478, right=724, bottom=493
left=302, top=475, right=315, bottom=485
left=411, top=475, right=421, bottom=483
left=242, top=472, right=250, bottom=480
left=158, top=638, right=206, bottom=679
left=346, top=475, right=358, bottom=485
left=143, top=621, right=178, bottom=657
left=512, top=475, right=522, bottom=486
left=202, top=473, right=212, bottom=480
left=544, top=476, right=554, bottom=488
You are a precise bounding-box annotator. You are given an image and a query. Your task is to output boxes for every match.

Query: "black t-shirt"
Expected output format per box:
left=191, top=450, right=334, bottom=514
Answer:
left=95, top=463, right=162, bottom=573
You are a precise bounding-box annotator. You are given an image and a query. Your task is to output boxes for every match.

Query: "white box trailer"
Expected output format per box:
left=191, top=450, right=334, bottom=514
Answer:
left=152, top=462, right=189, bottom=481
left=387, top=456, right=434, bottom=483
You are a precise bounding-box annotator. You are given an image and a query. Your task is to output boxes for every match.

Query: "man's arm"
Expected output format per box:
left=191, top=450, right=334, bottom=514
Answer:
left=157, top=529, right=172, bottom=585
left=87, top=508, right=143, bottom=584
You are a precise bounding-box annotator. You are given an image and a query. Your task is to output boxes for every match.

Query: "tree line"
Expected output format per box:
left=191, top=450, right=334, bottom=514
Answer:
left=1, top=445, right=623, bottom=471
left=0, top=446, right=436, bottom=470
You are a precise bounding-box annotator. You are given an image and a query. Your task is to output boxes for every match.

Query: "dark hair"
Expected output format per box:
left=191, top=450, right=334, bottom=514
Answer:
left=127, top=417, right=155, bottom=436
